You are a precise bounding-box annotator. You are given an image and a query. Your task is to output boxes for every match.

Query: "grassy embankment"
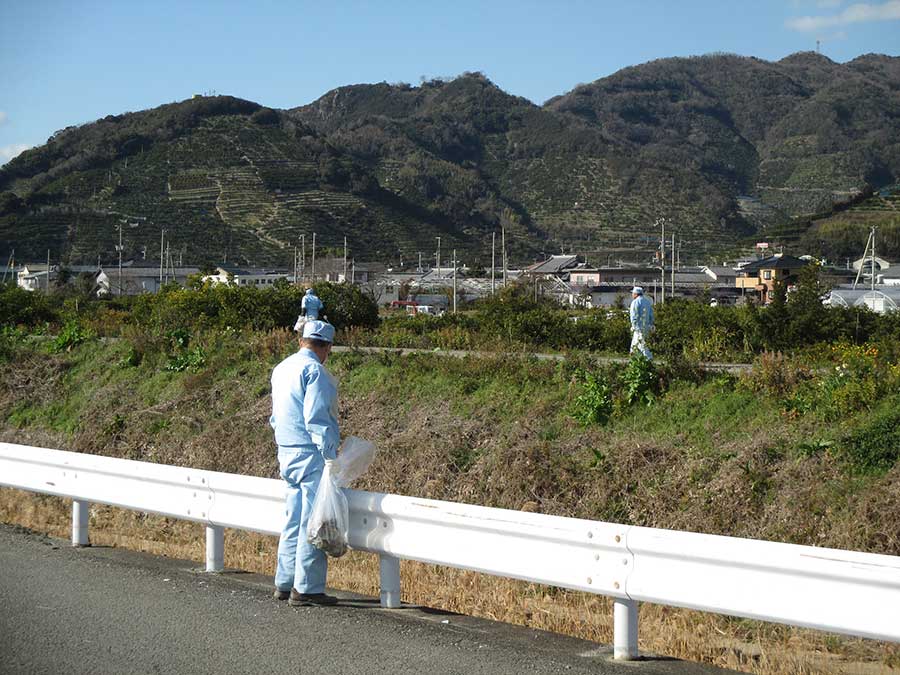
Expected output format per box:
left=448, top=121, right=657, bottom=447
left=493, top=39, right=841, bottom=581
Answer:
left=1, top=331, right=898, bottom=674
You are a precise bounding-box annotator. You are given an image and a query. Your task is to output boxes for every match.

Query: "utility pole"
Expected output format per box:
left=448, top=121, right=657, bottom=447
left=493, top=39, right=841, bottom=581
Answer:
left=116, top=221, right=124, bottom=296
left=501, top=225, right=507, bottom=287
left=853, top=226, right=878, bottom=291
left=2, top=249, right=14, bottom=285
left=300, top=234, right=306, bottom=280
left=417, top=251, right=422, bottom=273
left=46, top=249, right=51, bottom=293
left=159, top=228, right=166, bottom=288
left=491, top=231, right=496, bottom=294
left=670, top=232, right=675, bottom=299
left=452, top=249, right=457, bottom=314
left=351, top=259, right=355, bottom=285
left=435, top=236, right=441, bottom=277
left=343, top=236, right=348, bottom=282
left=311, top=232, right=316, bottom=280
left=872, top=226, right=877, bottom=292
left=659, top=218, right=666, bottom=305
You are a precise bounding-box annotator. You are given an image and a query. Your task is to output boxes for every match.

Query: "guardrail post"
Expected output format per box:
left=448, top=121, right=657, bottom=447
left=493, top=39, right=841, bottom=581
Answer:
left=72, top=499, right=90, bottom=547
left=205, top=525, right=224, bottom=572
left=613, top=598, right=639, bottom=660
left=379, top=554, right=401, bottom=608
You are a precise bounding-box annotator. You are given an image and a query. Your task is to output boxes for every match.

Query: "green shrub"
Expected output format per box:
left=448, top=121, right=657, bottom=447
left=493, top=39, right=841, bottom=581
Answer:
left=129, top=280, right=379, bottom=335
left=650, top=299, right=746, bottom=360
left=312, top=282, right=379, bottom=331
left=620, top=353, right=657, bottom=406
left=837, top=403, right=900, bottom=475
left=740, top=351, right=813, bottom=397
left=49, top=320, right=91, bottom=353
left=166, top=346, right=207, bottom=372
left=570, top=369, right=614, bottom=426
left=783, top=343, right=897, bottom=420
left=569, top=311, right=630, bottom=353
left=0, top=326, right=27, bottom=363
left=0, top=285, right=60, bottom=327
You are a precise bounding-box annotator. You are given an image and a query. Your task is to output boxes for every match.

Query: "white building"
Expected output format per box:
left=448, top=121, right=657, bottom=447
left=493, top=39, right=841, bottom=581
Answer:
left=201, top=266, right=290, bottom=287
left=17, top=264, right=57, bottom=291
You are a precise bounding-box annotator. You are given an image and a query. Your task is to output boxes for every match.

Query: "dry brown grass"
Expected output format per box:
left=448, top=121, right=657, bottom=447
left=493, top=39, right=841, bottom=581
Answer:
left=2, top=488, right=897, bottom=675
left=3, top=344, right=899, bottom=673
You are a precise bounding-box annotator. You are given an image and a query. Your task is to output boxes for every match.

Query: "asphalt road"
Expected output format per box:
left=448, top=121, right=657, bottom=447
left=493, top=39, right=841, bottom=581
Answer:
left=0, top=524, right=734, bottom=675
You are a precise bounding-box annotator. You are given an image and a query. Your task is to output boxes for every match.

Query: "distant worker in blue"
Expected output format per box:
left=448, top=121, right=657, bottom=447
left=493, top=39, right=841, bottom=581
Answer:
left=294, top=288, right=324, bottom=332
left=270, top=320, right=340, bottom=606
left=302, top=288, right=323, bottom=320
left=629, top=286, right=654, bottom=359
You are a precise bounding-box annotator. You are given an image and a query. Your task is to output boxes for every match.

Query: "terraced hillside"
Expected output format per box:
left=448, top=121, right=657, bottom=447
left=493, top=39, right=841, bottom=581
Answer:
left=2, top=52, right=899, bottom=266
left=545, top=52, right=900, bottom=240
left=799, top=183, right=900, bottom=261
left=0, top=101, right=474, bottom=266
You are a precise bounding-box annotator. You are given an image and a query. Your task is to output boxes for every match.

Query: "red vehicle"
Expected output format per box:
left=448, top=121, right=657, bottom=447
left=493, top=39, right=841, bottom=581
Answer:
left=389, top=300, right=418, bottom=310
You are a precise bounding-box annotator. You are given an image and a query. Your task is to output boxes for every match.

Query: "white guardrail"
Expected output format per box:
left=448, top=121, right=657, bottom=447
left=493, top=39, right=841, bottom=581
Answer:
left=2, top=442, right=899, bottom=660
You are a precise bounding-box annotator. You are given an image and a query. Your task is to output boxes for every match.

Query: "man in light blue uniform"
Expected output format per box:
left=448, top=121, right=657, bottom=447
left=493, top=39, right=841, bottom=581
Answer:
left=301, top=288, right=323, bottom=320
left=270, top=320, right=340, bottom=606
left=629, top=286, right=654, bottom=359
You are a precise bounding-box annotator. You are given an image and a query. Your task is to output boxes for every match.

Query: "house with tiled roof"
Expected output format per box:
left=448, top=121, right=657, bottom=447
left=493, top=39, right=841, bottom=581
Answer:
left=736, top=254, right=809, bottom=303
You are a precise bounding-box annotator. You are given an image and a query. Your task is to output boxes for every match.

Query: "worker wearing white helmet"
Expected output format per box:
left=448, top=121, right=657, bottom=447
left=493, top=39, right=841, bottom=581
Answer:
left=270, top=320, right=340, bottom=606
left=629, top=286, right=654, bottom=359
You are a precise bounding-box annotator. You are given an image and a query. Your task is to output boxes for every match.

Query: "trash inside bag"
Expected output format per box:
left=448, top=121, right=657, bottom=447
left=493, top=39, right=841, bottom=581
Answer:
left=307, top=461, right=349, bottom=558
left=332, top=436, right=376, bottom=487
left=293, top=315, right=306, bottom=332
left=307, top=437, right=376, bottom=557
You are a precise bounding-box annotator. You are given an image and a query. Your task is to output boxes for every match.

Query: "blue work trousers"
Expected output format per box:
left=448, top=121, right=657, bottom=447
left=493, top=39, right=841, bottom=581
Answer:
left=275, top=447, right=327, bottom=594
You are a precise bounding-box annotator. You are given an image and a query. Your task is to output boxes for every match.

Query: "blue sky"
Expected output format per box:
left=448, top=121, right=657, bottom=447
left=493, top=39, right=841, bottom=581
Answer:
left=2, top=0, right=899, bottom=165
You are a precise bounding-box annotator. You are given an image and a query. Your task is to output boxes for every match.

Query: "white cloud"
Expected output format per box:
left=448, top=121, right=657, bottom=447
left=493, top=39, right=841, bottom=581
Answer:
left=787, top=0, right=900, bottom=31
left=1, top=144, right=31, bottom=165
left=0, top=111, right=8, bottom=125
left=789, top=0, right=843, bottom=7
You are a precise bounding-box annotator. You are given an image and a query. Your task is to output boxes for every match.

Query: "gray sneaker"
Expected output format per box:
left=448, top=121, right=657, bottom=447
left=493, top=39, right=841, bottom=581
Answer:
left=289, top=589, right=338, bottom=606
left=273, top=588, right=290, bottom=601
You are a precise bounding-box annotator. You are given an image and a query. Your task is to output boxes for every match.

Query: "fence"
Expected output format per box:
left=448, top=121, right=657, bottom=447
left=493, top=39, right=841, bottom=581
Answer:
left=1, top=442, right=899, bottom=660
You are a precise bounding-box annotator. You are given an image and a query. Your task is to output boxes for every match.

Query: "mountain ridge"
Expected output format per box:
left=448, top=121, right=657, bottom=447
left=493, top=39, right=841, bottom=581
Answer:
left=2, top=52, right=899, bottom=267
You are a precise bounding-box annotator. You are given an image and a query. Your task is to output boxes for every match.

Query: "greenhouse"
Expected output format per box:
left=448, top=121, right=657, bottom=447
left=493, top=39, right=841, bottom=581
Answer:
left=825, top=287, right=900, bottom=314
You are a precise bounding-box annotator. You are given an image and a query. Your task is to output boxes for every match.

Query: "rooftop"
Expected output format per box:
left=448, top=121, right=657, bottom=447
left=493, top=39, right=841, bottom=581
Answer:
left=525, top=255, right=579, bottom=275
left=740, top=254, right=809, bottom=273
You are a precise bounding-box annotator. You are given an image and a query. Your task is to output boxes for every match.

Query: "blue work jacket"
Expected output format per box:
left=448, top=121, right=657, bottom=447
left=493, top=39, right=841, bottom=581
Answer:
left=629, top=295, right=655, bottom=333
left=270, top=347, right=339, bottom=458
left=301, top=293, right=323, bottom=320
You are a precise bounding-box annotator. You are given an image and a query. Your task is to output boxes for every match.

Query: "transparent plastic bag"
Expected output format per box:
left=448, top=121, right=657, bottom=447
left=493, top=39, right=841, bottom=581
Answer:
left=306, top=461, right=349, bottom=558
left=332, top=436, right=376, bottom=487
left=306, top=437, right=376, bottom=557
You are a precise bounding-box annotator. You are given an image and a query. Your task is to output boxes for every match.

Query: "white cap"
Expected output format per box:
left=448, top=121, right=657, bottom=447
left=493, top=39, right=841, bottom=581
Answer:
left=301, top=320, right=334, bottom=343
left=632, top=286, right=644, bottom=295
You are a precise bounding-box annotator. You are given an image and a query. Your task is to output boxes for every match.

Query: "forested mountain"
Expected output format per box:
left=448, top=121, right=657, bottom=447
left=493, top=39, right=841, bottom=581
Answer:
left=2, top=52, right=899, bottom=267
